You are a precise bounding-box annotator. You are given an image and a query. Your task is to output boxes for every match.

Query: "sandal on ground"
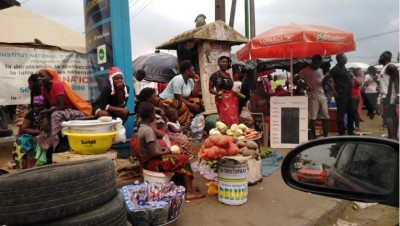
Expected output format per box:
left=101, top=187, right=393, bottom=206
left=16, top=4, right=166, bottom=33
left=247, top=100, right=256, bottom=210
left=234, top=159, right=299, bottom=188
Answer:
left=186, top=192, right=206, bottom=201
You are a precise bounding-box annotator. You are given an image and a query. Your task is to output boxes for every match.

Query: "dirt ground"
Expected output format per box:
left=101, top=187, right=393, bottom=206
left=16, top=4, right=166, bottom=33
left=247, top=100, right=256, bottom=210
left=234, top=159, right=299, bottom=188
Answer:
left=0, top=109, right=397, bottom=226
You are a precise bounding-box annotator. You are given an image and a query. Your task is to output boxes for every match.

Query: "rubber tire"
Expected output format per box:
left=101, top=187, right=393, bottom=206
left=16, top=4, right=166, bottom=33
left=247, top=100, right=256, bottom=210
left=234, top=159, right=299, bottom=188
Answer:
left=35, top=192, right=127, bottom=226
left=0, top=157, right=117, bottom=225
left=0, top=129, right=13, bottom=137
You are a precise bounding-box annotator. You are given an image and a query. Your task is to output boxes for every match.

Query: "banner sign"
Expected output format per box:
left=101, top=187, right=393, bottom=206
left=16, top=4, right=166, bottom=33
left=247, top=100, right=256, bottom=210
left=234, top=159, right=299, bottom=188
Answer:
left=84, top=0, right=134, bottom=137
left=84, top=0, right=113, bottom=101
left=270, top=96, right=308, bottom=148
left=0, top=47, right=89, bottom=105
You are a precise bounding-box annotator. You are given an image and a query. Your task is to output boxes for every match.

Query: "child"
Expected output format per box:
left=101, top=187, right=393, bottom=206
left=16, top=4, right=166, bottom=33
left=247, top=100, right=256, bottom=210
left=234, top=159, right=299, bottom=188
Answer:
left=137, top=102, right=205, bottom=201
left=165, top=107, right=184, bottom=133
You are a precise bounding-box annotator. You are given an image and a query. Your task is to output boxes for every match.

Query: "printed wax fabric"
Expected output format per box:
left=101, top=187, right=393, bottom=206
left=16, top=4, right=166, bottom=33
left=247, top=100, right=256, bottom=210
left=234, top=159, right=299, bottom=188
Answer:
left=216, top=90, right=239, bottom=127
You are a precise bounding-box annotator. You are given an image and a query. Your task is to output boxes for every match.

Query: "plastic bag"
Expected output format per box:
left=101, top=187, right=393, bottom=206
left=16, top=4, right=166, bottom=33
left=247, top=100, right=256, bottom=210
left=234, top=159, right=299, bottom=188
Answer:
left=191, top=113, right=205, bottom=134
left=113, top=118, right=126, bottom=143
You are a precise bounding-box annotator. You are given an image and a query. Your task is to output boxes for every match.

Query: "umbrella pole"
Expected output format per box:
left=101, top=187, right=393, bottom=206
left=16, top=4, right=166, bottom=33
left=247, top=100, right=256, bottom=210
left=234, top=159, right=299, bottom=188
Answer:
left=290, top=46, right=293, bottom=96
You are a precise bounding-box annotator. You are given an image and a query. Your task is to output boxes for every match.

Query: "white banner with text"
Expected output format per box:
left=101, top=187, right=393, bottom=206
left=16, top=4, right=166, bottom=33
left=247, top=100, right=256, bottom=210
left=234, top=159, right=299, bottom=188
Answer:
left=270, top=96, right=308, bottom=148
left=0, top=47, right=89, bottom=105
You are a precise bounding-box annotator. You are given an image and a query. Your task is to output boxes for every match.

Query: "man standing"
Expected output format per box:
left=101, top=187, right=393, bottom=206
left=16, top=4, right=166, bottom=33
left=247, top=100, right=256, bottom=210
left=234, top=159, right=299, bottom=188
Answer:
left=329, top=53, right=355, bottom=135
left=272, top=75, right=282, bottom=92
left=296, top=55, right=329, bottom=139
left=377, top=51, right=399, bottom=140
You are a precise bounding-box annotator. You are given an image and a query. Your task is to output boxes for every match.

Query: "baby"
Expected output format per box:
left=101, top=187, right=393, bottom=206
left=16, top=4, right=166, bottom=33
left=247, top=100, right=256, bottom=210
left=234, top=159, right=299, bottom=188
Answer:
left=165, top=107, right=183, bottom=133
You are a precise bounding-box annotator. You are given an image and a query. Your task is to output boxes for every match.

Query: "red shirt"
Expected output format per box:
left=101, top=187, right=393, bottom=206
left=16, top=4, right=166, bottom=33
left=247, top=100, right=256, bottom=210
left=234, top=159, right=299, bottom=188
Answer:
left=351, top=77, right=362, bottom=98
left=41, top=80, right=75, bottom=109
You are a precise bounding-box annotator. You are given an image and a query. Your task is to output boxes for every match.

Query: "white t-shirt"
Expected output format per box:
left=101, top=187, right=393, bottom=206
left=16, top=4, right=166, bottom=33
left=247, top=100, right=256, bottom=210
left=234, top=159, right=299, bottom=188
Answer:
left=159, top=75, right=194, bottom=99
left=232, top=81, right=242, bottom=92
left=167, top=121, right=181, bottom=131
left=363, top=74, right=377, bottom=94
left=134, top=80, right=158, bottom=96
left=378, top=64, right=397, bottom=104
left=298, top=66, right=326, bottom=100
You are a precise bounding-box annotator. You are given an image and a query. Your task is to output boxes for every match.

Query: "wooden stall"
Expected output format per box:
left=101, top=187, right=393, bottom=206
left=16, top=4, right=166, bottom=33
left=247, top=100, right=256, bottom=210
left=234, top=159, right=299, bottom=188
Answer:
left=156, top=20, right=248, bottom=114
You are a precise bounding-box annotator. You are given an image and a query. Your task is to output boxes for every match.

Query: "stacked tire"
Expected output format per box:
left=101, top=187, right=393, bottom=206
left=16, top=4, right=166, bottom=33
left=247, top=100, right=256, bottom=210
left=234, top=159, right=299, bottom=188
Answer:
left=0, top=157, right=128, bottom=225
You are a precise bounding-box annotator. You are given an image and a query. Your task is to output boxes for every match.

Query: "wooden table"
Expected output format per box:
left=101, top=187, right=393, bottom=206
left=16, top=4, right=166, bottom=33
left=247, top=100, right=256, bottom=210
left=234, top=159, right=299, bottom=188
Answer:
left=52, top=150, right=118, bottom=163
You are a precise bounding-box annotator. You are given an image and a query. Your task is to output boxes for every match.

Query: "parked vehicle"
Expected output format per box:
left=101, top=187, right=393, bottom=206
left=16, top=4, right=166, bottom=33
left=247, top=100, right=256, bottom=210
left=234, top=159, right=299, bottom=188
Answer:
left=281, top=136, right=399, bottom=207
left=296, top=162, right=327, bottom=184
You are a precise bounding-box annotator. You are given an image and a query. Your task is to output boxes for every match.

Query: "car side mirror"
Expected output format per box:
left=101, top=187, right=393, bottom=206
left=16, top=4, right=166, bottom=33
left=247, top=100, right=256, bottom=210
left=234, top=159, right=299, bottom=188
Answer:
left=281, top=136, right=399, bottom=207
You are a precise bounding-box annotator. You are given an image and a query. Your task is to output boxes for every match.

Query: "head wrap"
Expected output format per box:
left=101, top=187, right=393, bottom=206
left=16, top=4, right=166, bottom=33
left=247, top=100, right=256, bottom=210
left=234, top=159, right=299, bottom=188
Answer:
left=37, top=68, right=93, bottom=116
left=39, top=68, right=60, bottom=81
left=33, top=95, right=44, bottom=105
left=109, top=67, right=129, bottom=98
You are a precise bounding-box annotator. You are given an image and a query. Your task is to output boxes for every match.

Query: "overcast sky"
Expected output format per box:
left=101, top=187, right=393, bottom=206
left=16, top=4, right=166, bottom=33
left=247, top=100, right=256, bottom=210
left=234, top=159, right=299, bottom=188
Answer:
left=22, top=0, right=399, bottom=65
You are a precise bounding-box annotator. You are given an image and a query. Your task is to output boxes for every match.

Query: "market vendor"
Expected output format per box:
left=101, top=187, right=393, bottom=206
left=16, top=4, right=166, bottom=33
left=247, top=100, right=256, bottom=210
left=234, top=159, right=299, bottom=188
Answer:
left=13, top=95, right=46, bottom=169
left=248, top=81, right=271, bottom=124
left=36, top=68, right=92, bottom=160
left=159, top=60, right=204, bottom=126
left=136, top=101, right=205, bottom=201
left=92, top=67, right=130, bottom=122
left=135, top=87, right=193, bottom=157
left=209, top=56, right=239, bottom=127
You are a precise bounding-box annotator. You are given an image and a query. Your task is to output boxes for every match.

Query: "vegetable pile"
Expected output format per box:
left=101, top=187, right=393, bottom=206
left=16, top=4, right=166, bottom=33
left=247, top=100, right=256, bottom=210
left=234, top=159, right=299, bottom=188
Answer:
left=198, top=135, right=240, bottom=161
left=203, top=160, right=218, bottom=172
left=209, top=122, right=261, bottom=140
left=236, top=140, right=260, bottom=160
left=260, top=148, right=273, bottom=158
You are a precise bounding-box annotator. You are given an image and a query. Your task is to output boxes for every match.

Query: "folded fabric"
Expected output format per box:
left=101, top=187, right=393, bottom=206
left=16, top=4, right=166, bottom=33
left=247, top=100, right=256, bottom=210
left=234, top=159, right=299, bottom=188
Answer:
left=35, top=145, right=47, bottom=166
left=261, top=151, right=283, bottom=177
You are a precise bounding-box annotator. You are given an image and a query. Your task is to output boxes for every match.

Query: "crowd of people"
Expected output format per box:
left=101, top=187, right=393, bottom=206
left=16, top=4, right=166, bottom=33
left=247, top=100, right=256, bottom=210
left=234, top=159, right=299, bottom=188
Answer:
left=293, top=51, right=399, bottom=140
left=4, top=51, right=399, bottom=200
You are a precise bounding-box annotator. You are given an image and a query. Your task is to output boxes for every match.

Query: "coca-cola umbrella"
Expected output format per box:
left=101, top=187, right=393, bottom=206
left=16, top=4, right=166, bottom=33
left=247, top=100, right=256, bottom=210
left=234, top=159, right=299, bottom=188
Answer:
left=132, top=51, right=178, bottom=83
left=236, top=24, right=356, bottom=89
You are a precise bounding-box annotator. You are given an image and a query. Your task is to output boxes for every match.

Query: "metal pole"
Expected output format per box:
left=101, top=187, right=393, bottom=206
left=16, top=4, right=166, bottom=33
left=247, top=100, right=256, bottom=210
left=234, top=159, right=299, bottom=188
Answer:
left=244, top=0, right=249, bottom=39
left=215, top=0, right=226, bottom=22
left=229, top=0, right=237, bottom=27
left=290, top=46, right=294, bottom=96
left=249, top=0, right=255, bottom=38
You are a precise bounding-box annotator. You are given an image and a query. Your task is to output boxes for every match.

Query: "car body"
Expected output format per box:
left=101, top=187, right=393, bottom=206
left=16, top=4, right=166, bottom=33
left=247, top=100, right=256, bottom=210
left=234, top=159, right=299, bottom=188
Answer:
left=324, top=142, right=395, bottom=194
left=281, top=136, right=399, bottom=207
left=296, top=163, right=327, bottom=184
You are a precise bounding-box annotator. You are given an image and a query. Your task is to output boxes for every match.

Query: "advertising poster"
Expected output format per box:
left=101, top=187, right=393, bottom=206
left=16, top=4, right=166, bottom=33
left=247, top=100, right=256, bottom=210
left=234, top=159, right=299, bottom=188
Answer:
left=0, top=47, right=89, bottom=105
left=270, top=96, right=308, bottom=148
left=84, top=0, right=113, bottom=101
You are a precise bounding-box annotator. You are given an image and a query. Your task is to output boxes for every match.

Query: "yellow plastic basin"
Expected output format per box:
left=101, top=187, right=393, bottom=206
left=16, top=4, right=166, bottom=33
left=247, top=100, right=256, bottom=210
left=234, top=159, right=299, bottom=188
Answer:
left=63, top=130, right=118, bottom=155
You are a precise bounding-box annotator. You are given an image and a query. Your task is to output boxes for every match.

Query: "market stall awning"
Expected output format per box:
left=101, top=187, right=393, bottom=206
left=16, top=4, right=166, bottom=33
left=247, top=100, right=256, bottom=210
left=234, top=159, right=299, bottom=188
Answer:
left=0, top=6, right=85, bottom=53
left=156, top=20, right=248, bottom=50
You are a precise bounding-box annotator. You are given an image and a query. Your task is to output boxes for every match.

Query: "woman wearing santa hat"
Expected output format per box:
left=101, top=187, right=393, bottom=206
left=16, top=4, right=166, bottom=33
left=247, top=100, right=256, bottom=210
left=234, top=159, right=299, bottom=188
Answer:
left=92, top=67, right=130, bottom=122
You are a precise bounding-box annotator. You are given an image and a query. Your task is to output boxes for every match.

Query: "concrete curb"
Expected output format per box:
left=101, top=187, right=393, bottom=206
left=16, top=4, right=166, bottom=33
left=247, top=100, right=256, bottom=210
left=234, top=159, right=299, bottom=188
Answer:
left=305, top=199, right=352, bottom=226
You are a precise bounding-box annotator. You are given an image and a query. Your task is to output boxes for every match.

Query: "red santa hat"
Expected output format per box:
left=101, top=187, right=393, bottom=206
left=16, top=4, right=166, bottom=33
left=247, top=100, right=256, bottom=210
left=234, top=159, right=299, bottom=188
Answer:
left=109, top=67, right=129, bottom=98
